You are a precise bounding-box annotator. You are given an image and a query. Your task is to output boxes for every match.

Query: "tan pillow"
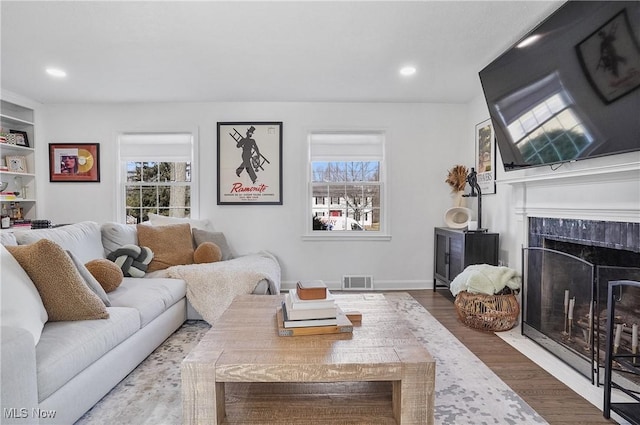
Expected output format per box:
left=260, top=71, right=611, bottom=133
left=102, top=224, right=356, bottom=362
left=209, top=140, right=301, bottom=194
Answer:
left=6, top=239, right=109, bottom=321
left=194, top=242, right=222, bottom=264
left=192, top=229, right=234, bottom=261
left=85, top=259, right=124, bottom=293
left=137, top=223, right=194, bottom=272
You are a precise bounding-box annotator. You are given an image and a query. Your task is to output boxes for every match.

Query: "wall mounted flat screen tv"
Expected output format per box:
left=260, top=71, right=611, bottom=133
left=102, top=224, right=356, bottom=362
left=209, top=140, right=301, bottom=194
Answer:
left=479, top=1, right=640, bottom=171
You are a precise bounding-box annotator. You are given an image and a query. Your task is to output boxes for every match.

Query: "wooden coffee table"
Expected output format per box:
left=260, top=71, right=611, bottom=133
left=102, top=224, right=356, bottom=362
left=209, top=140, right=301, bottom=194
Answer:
left=182, top=294, right=435, bottom=424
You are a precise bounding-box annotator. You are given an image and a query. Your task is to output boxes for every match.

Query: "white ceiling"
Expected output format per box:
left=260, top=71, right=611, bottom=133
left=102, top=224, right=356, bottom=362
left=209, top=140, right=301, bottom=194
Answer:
left=1, top=1, right=563, bottom=105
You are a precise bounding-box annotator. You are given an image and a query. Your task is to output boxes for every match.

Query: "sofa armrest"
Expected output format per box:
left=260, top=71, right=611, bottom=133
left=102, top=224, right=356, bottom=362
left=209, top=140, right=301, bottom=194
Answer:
left=1, top=326, right=39, bottom=424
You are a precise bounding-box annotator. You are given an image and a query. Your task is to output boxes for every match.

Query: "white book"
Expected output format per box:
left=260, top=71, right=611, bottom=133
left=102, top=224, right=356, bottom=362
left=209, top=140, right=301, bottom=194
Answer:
left=288, top=288, right=336, bottom=310
left=284, top=295, right=337, bottom=320
left=281, top=302, right=338, bottom=328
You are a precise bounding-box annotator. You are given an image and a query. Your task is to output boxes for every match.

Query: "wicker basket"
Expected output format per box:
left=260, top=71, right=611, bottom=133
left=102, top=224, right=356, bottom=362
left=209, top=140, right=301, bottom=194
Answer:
left=454, top=291, right=520, bottom=332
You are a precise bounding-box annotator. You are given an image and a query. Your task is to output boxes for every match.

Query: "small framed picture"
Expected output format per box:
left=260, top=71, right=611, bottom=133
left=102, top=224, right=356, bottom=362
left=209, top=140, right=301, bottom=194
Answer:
left=49, top=143, right=100, bottom=182
left=475, top=118, right=496, bottom=195
left=10, top=130, right=29, bottom=147
left=6, top=155, right=28, bottom=173
left=576, top=9, right=640, bottom=104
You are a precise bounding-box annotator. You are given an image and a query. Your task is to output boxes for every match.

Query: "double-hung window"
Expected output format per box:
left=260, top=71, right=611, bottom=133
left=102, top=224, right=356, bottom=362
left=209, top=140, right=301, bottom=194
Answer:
left=118, top=133, right=196, bottom=224
left=308, top=131, right=387, bottom=238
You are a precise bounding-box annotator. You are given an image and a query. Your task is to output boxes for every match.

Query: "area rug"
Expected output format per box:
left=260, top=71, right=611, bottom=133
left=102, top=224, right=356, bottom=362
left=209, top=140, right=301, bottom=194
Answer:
left=75, top=292, right=547, bottom=424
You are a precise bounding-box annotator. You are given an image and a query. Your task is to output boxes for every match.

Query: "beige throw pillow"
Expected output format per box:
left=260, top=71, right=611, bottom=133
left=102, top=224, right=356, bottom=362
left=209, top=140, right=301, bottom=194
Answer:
left=6, top=239, right=109, bottom=321
left=137, top=223, right=194, bottom=272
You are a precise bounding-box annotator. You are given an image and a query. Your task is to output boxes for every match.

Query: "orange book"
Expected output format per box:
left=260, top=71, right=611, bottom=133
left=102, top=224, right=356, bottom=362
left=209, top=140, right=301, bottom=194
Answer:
left=296, top=280, right=327, bottom=300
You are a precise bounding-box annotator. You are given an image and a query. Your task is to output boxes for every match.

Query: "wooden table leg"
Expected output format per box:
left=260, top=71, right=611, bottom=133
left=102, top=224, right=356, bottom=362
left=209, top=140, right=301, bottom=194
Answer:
left=392, top=347, right=435, bottom=425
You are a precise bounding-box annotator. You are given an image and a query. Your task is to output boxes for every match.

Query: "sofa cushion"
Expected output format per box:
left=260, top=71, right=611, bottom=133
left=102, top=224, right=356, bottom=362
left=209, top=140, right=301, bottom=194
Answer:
left=101, top=222, right=138, bottom=257
left=107, top=278, right=186, bottom=327
left=14, top=221, right=104, bottom=263
left=192, top=229, right=234, bottom=261
left=194, top=241, right=222, bottom=264
left=0, top=245, right=48, bottom=344
left=67, top=250, right=111, bottom=306
left=147, top=213, right=214, bottom=231
left=0, top=231, right=17, bottom=246
left=35, top=306, right=140, bottom=401
left=6, top=239, right=109, bottom=321
left=86, top=259, right=124, bottom=293
left=137, top=223, right=194, bottom=272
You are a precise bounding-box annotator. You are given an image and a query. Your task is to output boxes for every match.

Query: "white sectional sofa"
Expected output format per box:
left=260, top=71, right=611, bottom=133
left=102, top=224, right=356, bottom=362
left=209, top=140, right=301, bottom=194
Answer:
left=0, top=221, right=278, bottom=424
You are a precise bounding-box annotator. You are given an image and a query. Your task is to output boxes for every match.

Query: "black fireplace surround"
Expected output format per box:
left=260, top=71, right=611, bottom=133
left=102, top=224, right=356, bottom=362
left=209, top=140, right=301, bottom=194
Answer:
left=524, top=217, right=640, bottom=385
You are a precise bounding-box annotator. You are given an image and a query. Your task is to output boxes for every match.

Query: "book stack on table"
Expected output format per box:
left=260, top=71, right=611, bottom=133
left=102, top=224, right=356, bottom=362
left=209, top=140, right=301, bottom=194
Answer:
left=277, top=281, right=353, bottom=336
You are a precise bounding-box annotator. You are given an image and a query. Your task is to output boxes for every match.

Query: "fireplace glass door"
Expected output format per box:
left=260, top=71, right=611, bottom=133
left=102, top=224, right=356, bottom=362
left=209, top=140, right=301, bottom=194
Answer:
left=523, top=247, right=596, bottom=381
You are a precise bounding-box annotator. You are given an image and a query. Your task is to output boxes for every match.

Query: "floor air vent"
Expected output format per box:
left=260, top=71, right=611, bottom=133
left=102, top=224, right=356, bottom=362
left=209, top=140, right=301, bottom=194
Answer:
left=342, top=275, right=374, bottom=291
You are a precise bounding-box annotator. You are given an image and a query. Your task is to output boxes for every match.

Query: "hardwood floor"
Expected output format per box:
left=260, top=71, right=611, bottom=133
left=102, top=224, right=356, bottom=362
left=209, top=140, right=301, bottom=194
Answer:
left=408, top=289, right=617, bottom=425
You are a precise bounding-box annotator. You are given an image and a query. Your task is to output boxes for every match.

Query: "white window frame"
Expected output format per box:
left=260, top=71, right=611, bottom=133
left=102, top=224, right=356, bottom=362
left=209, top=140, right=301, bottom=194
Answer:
left=303, top=130, right=390, bottom=241
left=116, top=131, right=199, bottom=223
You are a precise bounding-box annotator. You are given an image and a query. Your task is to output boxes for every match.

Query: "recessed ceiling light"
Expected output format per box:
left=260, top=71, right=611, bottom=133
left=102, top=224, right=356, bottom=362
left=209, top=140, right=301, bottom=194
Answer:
left=400, top=66, right=417, bottom=77
left=517, top=34, right=542, bottom=49
left=46, top=68, right=67, bottom=78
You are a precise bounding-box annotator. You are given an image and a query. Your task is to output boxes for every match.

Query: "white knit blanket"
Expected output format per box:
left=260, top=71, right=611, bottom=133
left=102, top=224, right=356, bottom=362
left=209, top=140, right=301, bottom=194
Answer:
left=166, top=251, right=280, bottom=325
left=449, top=264, right=521, bottom=297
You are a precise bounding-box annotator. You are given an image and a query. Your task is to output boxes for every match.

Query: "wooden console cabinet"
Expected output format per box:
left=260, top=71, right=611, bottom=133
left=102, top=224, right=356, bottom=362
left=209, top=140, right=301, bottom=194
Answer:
left=433, top=227, right=499, bottom=291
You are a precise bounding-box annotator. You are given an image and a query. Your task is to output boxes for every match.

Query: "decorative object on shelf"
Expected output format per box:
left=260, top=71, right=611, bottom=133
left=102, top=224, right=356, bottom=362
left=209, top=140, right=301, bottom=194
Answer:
left=6, top=155, right=27, bottom=173
left=10, top=130, right=29, bottom=147
left=216, top=122, right=283, bottom=205
left=5, top=133, right=18, bottom=145
left=14, top=176, right=27, bottom=199
left=49, top=143, right=100, bottom=182
left=444, top=164, right=472, bottom=229
left=463, top=167, right=487, bottom=233
left=475, top=118, right=496, bottom=195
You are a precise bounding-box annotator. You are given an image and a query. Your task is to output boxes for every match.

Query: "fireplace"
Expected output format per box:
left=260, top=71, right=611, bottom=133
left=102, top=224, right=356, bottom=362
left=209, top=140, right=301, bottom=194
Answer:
left=523, top=217, right=640, bottom=385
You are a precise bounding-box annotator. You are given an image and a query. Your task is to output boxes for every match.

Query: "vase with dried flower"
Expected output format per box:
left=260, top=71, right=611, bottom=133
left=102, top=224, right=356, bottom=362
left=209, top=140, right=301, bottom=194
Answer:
left=445, top=165, right=468, bottom=207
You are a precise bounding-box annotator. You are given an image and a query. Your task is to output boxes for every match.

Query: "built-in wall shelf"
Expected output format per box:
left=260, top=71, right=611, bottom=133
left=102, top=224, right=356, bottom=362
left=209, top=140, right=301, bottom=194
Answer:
left=1, top=99, right=37, bottom=223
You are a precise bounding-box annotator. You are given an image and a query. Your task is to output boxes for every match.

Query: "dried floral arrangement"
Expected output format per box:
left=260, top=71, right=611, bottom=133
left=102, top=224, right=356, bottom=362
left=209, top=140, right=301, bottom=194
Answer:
left=445, top=165, right=469, bottom=192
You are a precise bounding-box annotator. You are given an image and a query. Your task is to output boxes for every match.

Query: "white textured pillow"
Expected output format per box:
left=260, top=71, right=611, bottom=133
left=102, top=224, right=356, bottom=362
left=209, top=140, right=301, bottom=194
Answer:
left=147, top=213, right=214, bottom=232
left=100, top=222, right=138, bottom=257
left=14, top=221, right=104, bottom=264
left=0, top=245, right=48, bottom=344
left=0, top=231, right=17, bottom=246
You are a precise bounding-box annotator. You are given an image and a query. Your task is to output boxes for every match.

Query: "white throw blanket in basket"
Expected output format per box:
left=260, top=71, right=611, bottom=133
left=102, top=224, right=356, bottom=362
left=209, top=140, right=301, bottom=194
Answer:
left=449, top=264, right=521, bottom=297
left=166, top=251, right=280, bottom=324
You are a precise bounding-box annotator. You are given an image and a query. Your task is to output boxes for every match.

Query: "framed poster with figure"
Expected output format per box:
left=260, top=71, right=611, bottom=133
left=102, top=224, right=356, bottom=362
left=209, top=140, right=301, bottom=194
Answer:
left=49, top=143, right=100, bottom=182
left=576, top=9, right=640, bottom=104
left=217, top=122, right=283, bottom=205
left=475, top=118, right=496, bottom=195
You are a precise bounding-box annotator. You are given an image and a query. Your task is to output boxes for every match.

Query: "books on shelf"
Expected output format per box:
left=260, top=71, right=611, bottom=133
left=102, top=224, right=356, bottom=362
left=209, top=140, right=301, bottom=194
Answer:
left=295, top=280, right=327, bottom=300
left=0, top=192, right=17, bottom=201
left=288, top=288, right=335, bottom=309
left=276, top=305, right=353, bottom=337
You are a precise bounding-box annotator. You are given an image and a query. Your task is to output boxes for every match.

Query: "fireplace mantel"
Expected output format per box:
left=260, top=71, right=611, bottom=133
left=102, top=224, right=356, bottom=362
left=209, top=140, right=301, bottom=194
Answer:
left=496, top=161, right=640, bottom=187
left=496, top=160, right=640, bottom=223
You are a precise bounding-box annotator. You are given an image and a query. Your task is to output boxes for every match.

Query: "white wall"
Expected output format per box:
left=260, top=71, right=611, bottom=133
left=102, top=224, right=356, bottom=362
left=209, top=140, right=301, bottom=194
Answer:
left=38, top=101, right=471, bottom=289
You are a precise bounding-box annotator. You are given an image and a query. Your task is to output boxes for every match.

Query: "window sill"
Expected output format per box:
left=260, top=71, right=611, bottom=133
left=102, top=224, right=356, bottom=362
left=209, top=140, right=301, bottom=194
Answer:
left=302, top=233, right=392, bottom=241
